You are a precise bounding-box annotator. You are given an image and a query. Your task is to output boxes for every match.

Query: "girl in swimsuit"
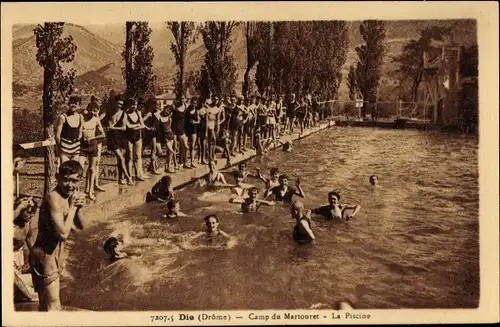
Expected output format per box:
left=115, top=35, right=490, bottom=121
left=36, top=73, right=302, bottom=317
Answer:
left=145, top=101, right=164, bottom=175
left=311, top=191, right=362, bottom=221
left=256, top=167, right=280, bottom=190
left=106, top=99, right=133, bottom=185
left=158, top=104, right=177, bottom=174
left=291, top=200, right=315, bottom=244
left=172, top=97, right=190, bottom=169
left=79, top=108, right=106, bottom=200
left=55, top=96, right=83, bottom=163
left=185, top=98, right=201, bottom=168
left=124, top=99, right=148, bottom=181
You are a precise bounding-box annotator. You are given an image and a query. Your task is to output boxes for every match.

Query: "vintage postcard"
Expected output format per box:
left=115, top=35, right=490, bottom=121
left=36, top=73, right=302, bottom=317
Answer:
left=2, top=1, right=498, bottom=326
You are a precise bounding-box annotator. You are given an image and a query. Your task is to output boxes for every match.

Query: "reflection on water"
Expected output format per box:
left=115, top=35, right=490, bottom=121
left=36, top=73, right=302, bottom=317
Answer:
left=61, top=128, right=479, bottom=310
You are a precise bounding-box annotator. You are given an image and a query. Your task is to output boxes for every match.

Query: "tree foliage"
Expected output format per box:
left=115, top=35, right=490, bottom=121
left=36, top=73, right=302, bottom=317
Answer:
left=122, top=22, right=156, bottom=101
left=167, top=22, right=196, bottom=100
left=198, top=22, right=239, bottom=98
left=355, top=20, right=386, bottom=108
left=34, top=22, right=77, bottom=194
left=393, top=26, right=452, bottom=101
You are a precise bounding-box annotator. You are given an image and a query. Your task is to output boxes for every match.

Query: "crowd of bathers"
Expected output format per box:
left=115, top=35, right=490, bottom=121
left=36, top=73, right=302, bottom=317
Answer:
left=12, top=90, right=382, bottom=310
left=53, top=92, right=337, bottom=200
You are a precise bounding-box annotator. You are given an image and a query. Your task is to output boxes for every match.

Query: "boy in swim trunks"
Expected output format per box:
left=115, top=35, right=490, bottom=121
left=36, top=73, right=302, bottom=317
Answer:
left=29, top=160, right=86, bottom=311
left=311, top=191, right=361, bottom=221
left=265, top=174, right=305, bottom=203
left=291, top=200, right=315, bottom=244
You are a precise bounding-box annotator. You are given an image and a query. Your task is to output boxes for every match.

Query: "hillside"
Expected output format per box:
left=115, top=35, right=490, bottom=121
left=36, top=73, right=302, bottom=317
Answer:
left=13, top=23, right=123, bottom=86
left=12, top=19, right=477, bottom=110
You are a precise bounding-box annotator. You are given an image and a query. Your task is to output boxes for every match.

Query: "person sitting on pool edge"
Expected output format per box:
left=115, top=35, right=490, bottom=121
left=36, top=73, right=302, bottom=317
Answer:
left=230, top=187, right=276, bottom=213
left=103, top=236, right=142, bottom=262
left=204, top=214, right=230, bottom=238
left=196, top=160, right=228, bottom=188
left=162, top=199, right=187, bottom=219
left=265, top=174, right=305, bottom=203
left=291, top=200, right=315, bottom=244
left=256, top=167, right=281, bottom=189
left=311, top=191, right=361, bottom=221
left=146, top=175, right=174, bottom=203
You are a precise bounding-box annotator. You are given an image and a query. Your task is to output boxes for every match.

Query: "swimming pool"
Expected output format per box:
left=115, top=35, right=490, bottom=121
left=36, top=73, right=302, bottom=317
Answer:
left=60, top=127, right=479, bottom=310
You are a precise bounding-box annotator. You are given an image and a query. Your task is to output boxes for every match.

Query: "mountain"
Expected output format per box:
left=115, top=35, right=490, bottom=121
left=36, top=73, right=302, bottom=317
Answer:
left=12, top=19, right=476, bottom=110
left=13, top=23, right=123, bottom=87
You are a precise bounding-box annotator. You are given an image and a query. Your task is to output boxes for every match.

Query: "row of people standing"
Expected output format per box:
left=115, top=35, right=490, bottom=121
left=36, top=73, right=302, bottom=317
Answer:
left=54, top=92, right=334, bottom=200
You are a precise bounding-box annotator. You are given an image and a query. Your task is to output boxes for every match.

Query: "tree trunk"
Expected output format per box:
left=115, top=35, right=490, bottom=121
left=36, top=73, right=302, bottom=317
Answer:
left=178, top=23, right=185, bottom=99
left=125, top=22, right=134, bottom=98
left=43, top=60, right=56, bottom=196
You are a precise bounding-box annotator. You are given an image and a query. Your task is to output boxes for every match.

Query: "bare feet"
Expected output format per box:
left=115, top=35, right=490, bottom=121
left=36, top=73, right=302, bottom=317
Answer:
left=94, top=184, right=106, bottom=192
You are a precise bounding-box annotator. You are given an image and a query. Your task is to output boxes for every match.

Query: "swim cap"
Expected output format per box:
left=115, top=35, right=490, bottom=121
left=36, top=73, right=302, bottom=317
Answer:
left=291, top=200, right=304, bottom=210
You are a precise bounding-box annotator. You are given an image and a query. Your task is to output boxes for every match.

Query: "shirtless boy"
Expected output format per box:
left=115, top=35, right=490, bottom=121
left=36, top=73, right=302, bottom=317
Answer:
left=29, top=160, right=86, bottom=311
left=265, top=174, right=305, bottom=203
left=204, top=214, right=230, bottom=238
left=231, top=187, right=276, bottom=213
left=311, top=191, right=361, bottom=221
left=256, top=167, right=281, bottom=189
left=79, top=107, right=106, bottom=200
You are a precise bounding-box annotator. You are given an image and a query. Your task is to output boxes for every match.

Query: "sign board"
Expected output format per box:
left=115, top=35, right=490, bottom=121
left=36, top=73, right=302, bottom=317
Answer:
left=355, top=99, right=363, bottom=108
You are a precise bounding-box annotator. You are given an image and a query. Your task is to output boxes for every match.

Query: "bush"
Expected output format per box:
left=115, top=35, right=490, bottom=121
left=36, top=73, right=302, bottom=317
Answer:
left=13, top=107, right=45, bottom=157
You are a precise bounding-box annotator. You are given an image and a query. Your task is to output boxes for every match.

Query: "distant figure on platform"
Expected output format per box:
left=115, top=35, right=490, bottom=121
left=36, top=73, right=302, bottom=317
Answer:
left=146, top=175, right=175, bottom=203
left=265, top=174, right=305, bottom=203
left=311, top=191, right=361, bottom=221
left=29, top=160, right=86, bottom=311
left=291, top=200, right=315, bottom=244
left=162, top=199, right=187, bottom=219
left=55, top=96, right=83, bottom=163
left=124, top=98, right=149, bottom=181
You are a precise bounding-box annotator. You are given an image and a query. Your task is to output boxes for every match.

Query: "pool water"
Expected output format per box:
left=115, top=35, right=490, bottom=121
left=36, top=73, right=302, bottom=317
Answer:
left=61, top=127, right=479, bottom=310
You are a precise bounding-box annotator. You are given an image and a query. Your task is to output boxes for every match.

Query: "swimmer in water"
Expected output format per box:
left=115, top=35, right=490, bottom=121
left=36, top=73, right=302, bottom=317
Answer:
left=279, top=139, right=293, bottom=152
left=204, top=214, right=230, bottom=238
left=369, top=175, right=380, bottom=187
left=311, top=191, right=361, bottom=221
left=265, top=174, right=305, bottom=203
left=256, top=167, right=280, bottom=189
left=231, top=162, right=258, bottom=181
left=291, top=200, right=315, bottom=244
left=145, top=175, right=174, bottom=203
left=228, top=171, right=255, bottom=199
left=103, top=236, right=142, bottom=262
left=162, top=199, right=187, bottom=219
left=230, top=187, right=276, bottom=213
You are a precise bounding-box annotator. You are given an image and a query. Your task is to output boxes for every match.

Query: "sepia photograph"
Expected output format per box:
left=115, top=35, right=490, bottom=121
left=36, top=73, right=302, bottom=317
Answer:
left=2, top=1, right=498, bottom=325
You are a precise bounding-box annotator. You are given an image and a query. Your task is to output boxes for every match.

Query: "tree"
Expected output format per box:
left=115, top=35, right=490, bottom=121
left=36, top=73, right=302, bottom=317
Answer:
left=347, top=65, right=358, bottom=101
left=243, top=22, right=261, bottom=99
left=122, top=22, right=156, bottom=101
left=167, top=22, right=196, bottom=100
left=355, top=20, right=386, bottom=115
left=198, top=22, right=239, bottom=98
left=393, top=26, right=452, bottom=101
left=34, top=22, right=77, bottom=195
